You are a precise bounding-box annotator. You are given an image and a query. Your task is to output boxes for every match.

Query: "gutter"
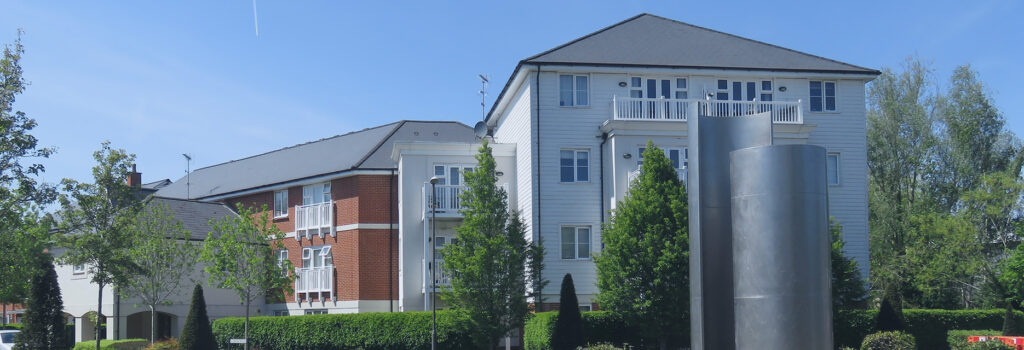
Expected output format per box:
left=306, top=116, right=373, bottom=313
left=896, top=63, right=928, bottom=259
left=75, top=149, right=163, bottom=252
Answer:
left=599, top=132, right=608, bottom=224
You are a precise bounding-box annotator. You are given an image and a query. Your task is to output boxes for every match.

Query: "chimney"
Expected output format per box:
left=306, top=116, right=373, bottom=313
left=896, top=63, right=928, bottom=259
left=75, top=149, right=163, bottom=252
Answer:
left=127, top=164, right=142, bottom=188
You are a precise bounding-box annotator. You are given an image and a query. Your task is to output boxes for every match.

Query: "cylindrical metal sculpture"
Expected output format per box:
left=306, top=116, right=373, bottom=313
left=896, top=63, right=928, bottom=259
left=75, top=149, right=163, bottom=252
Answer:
left=730, top=144, right=832, bottom=349
left=687, top=113, right=772, bottom=350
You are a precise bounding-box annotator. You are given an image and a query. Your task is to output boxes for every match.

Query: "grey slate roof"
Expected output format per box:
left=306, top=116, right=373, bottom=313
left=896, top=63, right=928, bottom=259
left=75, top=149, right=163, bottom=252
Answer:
left=146, top=196, right=238, bottom=241
left=155, top=120, right=475, bottom=199
left=525, top=13, right=878, bottom=74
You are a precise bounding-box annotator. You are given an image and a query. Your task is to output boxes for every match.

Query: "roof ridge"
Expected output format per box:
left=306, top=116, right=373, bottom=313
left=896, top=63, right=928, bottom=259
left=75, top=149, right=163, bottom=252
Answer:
left=353, top=121, right=407, bottom=168
left=188, top=121, right=402, bottom=173
left=640, top=13, right=877, bottom=73
left=523, top=13, right=647, bottom=62
left=149, top=195, right=225, bottom=205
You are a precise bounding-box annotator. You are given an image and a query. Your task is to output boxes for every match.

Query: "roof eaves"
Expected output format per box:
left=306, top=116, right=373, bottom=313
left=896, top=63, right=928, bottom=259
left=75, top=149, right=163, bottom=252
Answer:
left=525, top=61, right=881, bottom=75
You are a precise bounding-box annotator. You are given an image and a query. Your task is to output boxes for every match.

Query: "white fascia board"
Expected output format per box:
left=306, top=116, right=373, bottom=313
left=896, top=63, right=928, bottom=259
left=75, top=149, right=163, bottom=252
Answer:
left=201, top=169, right=393, bottom=201
left=538, top=64, right=879, bottom=81
left=391, top=142, right=516, bottom=161
left=487, top=67, right=535, bottom=127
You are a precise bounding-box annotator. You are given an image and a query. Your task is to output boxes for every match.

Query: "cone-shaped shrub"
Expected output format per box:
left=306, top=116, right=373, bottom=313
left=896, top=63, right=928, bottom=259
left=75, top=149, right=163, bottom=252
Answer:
left=179, top=285, right=216, bottom=350
left=553, top=274, right=584, bottom=350
left=17, top=257, right=67, bottom=350
left=876, top=286, right=905, bottom=332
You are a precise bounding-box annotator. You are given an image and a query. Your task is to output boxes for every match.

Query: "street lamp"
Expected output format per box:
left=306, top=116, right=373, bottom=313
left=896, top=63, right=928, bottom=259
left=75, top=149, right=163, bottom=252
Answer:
left=428, top=176, right=441, bottom=350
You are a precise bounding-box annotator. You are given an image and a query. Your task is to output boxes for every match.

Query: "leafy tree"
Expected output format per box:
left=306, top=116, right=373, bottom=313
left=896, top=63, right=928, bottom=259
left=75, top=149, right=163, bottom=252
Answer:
left=201, top=204, right=291, bottom=350
left=831, top=219, right=869, bottom=310
left=178, top=285, right=216, bottom=350
left=441, top=140, right=543, bottom=348
left=904, top=212, right=981, bottom=308
left=15, top=256, right=66, bottom=350
left=0, top=31, right=56, bottom=324
left=58, top=142, right=143, bottom=350
left=595, top=142, right=688, bottom=350
left=553, top=274, right=583, bottom=350
left=119, top=203, right=200, bottom=344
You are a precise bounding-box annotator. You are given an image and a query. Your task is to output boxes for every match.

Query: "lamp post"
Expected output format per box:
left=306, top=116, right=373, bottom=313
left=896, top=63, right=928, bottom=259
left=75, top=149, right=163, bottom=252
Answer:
left=429, top=176, right=441, bottom=350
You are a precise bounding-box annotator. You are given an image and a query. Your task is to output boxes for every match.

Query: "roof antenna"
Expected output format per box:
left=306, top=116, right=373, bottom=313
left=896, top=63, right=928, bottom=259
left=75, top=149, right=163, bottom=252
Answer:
left=478, top=74, right=489, bottom=121
left=183, top=154, right=192, bottom=200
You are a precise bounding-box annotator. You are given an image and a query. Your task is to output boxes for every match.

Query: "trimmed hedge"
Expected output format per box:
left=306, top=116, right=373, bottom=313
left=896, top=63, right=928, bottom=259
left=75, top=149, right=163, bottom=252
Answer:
left=860, top=331, right=915, bottom=350
left=525, top=312, right=645, bottom=350
left=72, top=339, right=148, bottom=350
left=0, top=323, right=22, bottom=330
left=211, top=310, right=475, bottom=350
left=835, top=309, right=1024, bottom=350
left=948, top=330, right=1002, bottom=350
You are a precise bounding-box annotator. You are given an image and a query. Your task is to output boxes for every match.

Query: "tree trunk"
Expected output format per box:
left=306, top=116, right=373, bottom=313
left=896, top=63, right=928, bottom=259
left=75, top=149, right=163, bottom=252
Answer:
left=244, top=295, right=250, bottom=350
left=96, top=282, right=104, bottom=350
left=149, top=305, right=156, bottom=344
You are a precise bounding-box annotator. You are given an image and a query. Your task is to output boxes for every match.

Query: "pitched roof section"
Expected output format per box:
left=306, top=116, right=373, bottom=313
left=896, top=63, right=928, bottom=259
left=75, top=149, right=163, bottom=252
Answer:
left=147, top=197, right=238, bottom=241
left=524, top=13, right=878, bottom=74
left=155, top=121, right=475, bottom=199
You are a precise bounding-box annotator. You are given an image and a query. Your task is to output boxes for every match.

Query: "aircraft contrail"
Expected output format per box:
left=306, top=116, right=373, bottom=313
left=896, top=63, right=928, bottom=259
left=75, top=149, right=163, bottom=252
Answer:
left=252, top=0, right=260, bottom=37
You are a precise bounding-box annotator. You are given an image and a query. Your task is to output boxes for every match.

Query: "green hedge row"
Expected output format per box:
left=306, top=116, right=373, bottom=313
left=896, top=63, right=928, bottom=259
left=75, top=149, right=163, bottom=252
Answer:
left=835, top=309, right=1024, bottom=350
left=0, top=323, right=22, bottom=330
left=210, top=310, right=476, bottom=350
left=524, top=311, right=649, bottom=350
left=72, top=339, right=148, bottom=350
left=948, top=329, right=1003, bottom=350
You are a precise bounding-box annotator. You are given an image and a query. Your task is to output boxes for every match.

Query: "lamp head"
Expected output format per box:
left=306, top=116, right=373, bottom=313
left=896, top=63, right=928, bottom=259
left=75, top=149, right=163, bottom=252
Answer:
left=429, top=176, right=441, bottom=184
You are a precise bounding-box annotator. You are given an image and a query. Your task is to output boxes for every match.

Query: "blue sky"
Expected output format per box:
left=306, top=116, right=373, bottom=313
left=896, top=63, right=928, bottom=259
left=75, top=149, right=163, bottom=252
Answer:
left=1, top=1, right=1021, bottom=186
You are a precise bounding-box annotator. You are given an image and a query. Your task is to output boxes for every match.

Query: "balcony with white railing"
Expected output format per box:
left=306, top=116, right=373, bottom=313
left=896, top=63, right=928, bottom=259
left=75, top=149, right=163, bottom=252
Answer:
left=423, top=184, right=467, bottom=219
left=295, top=202, right=334, bottom=240
left=612, top=96, right=803, bottom=124
left=295, top=266, right=335, bottom=302
left=424, top=259, right=452, bottom=291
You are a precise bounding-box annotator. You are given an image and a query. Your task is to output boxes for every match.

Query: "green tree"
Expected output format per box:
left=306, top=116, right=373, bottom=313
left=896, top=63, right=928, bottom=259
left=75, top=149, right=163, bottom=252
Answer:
left=178, top=285, right=216, bottom=350
left=15, top=256, right=66, bottom=350
left=57, top=142, right=143, bottom=350
left=119, top=203, right=200, bottom=344
left=904, top=212, right=981, bottom=308
left=0, top=31, right=56, bottom=324
left=553, top=274, right=583, bottom=350
left=201, top=204, right=291, bottom=350
left=831, top=219, right=869, bottom=310
left=595, top=143, right=688, bottom=350
left=441, top=140, right=543, bottom=348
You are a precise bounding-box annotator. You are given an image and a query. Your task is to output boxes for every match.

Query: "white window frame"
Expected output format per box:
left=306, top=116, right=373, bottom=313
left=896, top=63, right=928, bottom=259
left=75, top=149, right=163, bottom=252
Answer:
left=760, top=80, right=773, bottom=102
left=638, top=147, right=688, bottom=170
left=273, top=310, right=290, bottom=317
left=560, top=226, right=592, bottom=260
left=301, top=245, right=333, bottom=269
left=579, top=304, right=593, bottom=312
left=431, top=164, right=474, bottom=186
left=302, top=182, right=331, bottom=205
left=810, top=80, right=837, bottom=112
left=303, top=309, right=327, bottom=315
left=276, top=249, right=288, bottom=268
left=273, top=190, right=288, bottom=218
left=72, top=264, right=85, bottom=274
left=627, top=76, right=688, bottom=99
left=559, top=149, right=590, bottom=183
left=827, top=153, right=841, bottom=186
left=559, top=74, right=590, bottom=107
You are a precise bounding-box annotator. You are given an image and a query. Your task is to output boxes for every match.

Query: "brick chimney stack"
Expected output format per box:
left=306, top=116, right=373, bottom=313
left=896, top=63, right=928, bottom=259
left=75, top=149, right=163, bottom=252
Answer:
left=127, top=164, right=142, bottom=188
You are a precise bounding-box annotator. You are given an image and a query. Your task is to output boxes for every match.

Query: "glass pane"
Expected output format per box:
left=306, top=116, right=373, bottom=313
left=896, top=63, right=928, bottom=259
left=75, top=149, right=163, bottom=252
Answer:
left=434, top=165, right=445, bottom=176
left=811, top=97, right=823, bottom=112
left=631, top=90, right=642, bottom=98
left=637, top=147, right=646, bottom=166
left=322, top=183, right=331, bottom=202
left=576, top=76, right=589, bottom=106
left=669, top=150, right=680, bottom=168
left=675, top=91, right=687, bottom=99
left=718, top=79, right=728, bottom=90
left=809, top=81, right=822, bottom=97
left=661, top=80, right=670, bottom=98
left=826, top=96, right=836, bottom=111
left=677, top=78, right=687, bottom=89
left=827, top=155, right=839, bottom=185
left=716, top=92, right=728, bottom=101
left=561, top=150, right=575, bottom=182
left=647, top=79, right=656, bottom=100
left=449, top=167, right=460, bottom=186
left=631, top=77, right=642, bottom=87
left=762, top=81, right=772, bottom=91
left=760, top=93, right=773, bottom=102
left=436, top=237, right=445, bottom=247
left=561, top=228, right=576, bottom=259
left=578, top=228, right=590, bottom=259
left=559, top=75, right=574, bottom=106
left=824, top=82, right=836, bottom=97
left=732, top=82, right=742, bottom=101
left=561, top=165, right=574, bottom=182
left=577, top=152, right=589, bottom=182
left=746, top=82, right=756, bottom=101
left=825, top=82, right=836, bottom=110
left=303, top=186, right=313, bottom=205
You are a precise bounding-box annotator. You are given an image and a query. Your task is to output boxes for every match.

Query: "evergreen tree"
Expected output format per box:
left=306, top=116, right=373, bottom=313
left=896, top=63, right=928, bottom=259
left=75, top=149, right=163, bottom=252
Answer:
left=876, top=286, right=906, bottom=332
left=830, top=219, right=868, bottom=310
left=553, top=274, right=584, bottom=350
left=595, top=142, right=688, bottom=350
left=16, top=257, right=67, bottom=350
left=179, top=285, right=216, bottom=350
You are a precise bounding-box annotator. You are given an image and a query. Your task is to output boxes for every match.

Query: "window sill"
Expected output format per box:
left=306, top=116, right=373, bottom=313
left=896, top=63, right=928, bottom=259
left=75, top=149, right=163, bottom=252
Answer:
left=559, top=181, right=592, bottom=185
left=558, top=105, right=592, bottom=109
left=273, top=215, right=289, bottom=221
left=809, top=110, right=840, bottom=114
left=561, top=258, right=593, bottom=261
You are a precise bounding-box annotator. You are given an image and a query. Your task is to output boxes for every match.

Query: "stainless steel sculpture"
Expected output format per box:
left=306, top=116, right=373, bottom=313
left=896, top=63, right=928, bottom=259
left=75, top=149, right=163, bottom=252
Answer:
left=731, top=144, right=832, bottom=349
left=687, top=112, right=772, bottom=350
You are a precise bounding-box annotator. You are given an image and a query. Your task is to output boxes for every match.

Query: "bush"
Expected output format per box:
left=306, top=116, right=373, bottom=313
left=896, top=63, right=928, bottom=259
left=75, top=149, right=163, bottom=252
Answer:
left=860, top=331, right=915, bottom=350
left=525, top=311, right=651, bottom=349
left=0, top=323, right=22, bottom=330
left=949, top=330, right=1002, bottom=350
left=963, top=340, right=1015, bottom=350
left=835, top=309, right=1024, bottom=350
left=179, top=285, right=215, bottom=350
left=144, top=338, right=179, bottom=350
left=211, top=310, right=475, bottom=349
left=73, top=339, right=148, bottom=350
left=554, top=274, right=584, bottom=350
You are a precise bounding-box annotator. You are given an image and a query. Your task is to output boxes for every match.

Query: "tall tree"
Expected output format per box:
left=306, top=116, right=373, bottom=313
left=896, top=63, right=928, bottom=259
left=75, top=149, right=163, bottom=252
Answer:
left=553, top=274, right=583, bottom=350
left=58, top=142, right=142, bottom=350
left=178, top=285, right=216, bottom=350
left=16, top=256, right=66, bottom=350
left=595, top=143, right=688, bottom=350
left=201, top=204, right=291, bottom=350
left=0, top=31, right=56, bottom=324
left=831, top=219, right=869, bottom=310
left=441, top=140, right=543, bottom=348
left=120, top=202, right=199, bottom=344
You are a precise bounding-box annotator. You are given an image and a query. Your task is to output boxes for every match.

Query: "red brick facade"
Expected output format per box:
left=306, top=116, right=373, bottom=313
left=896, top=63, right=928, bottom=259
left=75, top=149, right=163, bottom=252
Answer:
left=226, top=174, right=399, bottom=303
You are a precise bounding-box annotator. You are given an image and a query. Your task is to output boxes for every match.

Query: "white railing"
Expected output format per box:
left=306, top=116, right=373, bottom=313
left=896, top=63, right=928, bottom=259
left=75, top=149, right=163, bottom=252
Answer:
left=295, top=202, right=334, bottom=240
left=612, top=96, right=803, bottom=124
left=434, top=259, right=451, bottom=287
left=295, top=266, right=334, bottom=301
left=612, top=96, right=692, bottom=121
left=698, top=99, right=803, bottom=124
left=423, top=184, right=467, bottom=217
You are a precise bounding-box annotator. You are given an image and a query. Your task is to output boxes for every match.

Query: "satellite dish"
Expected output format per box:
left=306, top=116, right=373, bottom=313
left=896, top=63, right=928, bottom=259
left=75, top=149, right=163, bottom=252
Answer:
left=473, top=121, right=489, bottom=138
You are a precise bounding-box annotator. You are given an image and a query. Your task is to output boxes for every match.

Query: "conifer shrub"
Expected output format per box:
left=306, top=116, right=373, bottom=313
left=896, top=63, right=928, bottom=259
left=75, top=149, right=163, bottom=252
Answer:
left=178, top=285, right=215, bottom=350
left=17, top=257, right=67, bottom=349
left=553, top=274, right=584, bottom=350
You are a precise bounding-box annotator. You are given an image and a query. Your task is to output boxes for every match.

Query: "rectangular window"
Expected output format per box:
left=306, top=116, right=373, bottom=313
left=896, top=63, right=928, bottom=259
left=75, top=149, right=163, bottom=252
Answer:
left=560, top=150, right=589, bottom=183
left=301, top=246, right=333, bottom=269
left=675, top=78, right=688, bottom=99
left=810, top=81, right=837, bottom=112
left=579, top=305, right=593, bottom=312
left=273, top=310, right=290, bottom=316
left=827, top=153, right=840, bottom=186
left=638, top=147, right=688, bottom=169
left=559, top=74, right=589, bottom=107
left=276, top=249, right=288, bottom=268
left=73, top=264, right=85, bottom=274
left=561, top=226, right=592, bottom=260
left=304, top=309, right=327, bottom=315
left=273, top=190, right=288, bottom=218
left=302, top=182, right=331, bottom=205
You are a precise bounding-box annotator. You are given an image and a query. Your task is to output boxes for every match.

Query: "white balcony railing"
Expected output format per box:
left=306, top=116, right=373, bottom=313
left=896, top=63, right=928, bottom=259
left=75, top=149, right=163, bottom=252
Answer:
left=433, top=259, right=451, bottom=287
left=295, top=202, right=334, bottom=240
left=295, top=266, right=334, bottom=301
left=423, top=184, right=467, bottom=218
left=612, top=96, right=803, bottom=124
